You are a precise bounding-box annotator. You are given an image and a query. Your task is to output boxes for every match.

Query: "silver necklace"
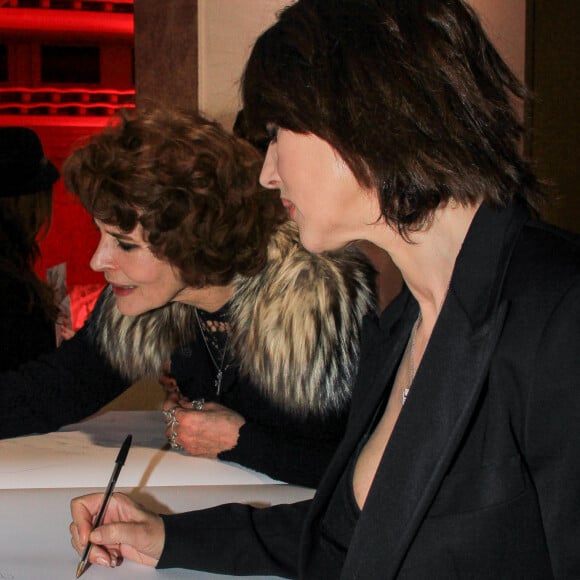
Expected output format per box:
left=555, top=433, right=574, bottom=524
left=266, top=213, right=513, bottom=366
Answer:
left=194, top=308, right=230, bottom=396
left=402, top=313, right=422, bottom=406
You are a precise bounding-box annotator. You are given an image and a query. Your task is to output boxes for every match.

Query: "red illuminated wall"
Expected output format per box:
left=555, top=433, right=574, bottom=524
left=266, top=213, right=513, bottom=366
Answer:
left=28, top=120, right=114, bottom=328
left=18, top=119, right=132, bottom=290
left=1, top=1, right=135, bottom=324
left=39, top=174, right=101, bottom=286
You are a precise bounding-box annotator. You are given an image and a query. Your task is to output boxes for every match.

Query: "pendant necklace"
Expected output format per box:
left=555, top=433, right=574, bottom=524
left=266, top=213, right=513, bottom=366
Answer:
left=402, top=312, right=422, bottom=406
left=194, top=308, right=230, bottom=396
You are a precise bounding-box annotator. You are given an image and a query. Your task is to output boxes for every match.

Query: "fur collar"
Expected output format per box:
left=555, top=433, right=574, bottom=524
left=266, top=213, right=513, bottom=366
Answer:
left=90, top=222, right=376, bottom=415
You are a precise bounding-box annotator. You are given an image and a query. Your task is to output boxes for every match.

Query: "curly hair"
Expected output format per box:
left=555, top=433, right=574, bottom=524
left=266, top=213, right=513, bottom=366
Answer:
left=242, top=0, right=545, bottom=233
left=63, top=108, right=287, bottom=288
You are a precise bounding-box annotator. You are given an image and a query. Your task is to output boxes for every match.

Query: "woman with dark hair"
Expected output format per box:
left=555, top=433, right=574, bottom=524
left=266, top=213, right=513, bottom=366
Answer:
left=70, top=1, right=579, bottom=578
left=0, top=127, right=60, bottom=371
left=0, top=108, right=375, bottom=488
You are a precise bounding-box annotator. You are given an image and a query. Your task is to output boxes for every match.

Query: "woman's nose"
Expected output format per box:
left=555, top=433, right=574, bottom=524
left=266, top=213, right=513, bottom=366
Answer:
left=259, top=144, right=281, bottom=189
left=89, top=238, right=115, bottom=272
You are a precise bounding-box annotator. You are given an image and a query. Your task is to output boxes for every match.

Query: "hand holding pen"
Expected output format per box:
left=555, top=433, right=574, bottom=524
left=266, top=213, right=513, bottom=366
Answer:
left=70, top=435, right=165, bottom=575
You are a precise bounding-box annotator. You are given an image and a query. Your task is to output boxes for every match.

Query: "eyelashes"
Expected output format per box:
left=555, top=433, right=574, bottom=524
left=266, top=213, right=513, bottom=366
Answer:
left=116, top=240, right=139, bottom=252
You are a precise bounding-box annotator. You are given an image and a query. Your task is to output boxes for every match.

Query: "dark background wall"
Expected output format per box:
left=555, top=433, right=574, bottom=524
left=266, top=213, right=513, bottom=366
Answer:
left=527, top=0, right=580, bottom=232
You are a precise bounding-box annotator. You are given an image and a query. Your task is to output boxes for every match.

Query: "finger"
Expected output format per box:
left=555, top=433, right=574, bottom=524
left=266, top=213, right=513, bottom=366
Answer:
left=69, top=526, right=116, bottom=568
left=178, top=396, right=192, bottom=408
left=170, top=405, right=186, bottom=421
left=162, top=398, right=179, bottom=412
left=165, top=392, right=179, bottom=402
left=90, top=545, right=117, bottom=568
left=69, top=522, right=82, bottom=554
left=71, top=494, right=104, bottom=543
left=162, top=387, right=180, bottom=401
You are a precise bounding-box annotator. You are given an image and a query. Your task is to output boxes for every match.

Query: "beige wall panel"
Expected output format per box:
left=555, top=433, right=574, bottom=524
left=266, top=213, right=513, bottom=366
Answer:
left=198, top=1, right=526, bottom=130
left=469, top=0, right=527, bottom=82
left=198, top=0, right=288, bottom=129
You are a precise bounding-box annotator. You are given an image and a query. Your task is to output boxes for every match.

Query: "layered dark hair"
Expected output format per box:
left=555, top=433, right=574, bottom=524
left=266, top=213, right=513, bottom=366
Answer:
left=0, top=190, right=57, bottom=321
left=63, top=108, right=286, bottom=287
left=242, top=0, right=544, bottom=232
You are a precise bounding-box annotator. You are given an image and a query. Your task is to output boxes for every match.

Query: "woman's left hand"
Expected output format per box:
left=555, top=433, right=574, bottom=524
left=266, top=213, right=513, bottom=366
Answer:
left=164, top=400, right=245, bottom=458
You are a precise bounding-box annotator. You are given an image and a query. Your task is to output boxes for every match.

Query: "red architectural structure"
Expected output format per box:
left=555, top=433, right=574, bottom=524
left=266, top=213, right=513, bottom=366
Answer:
left=1, top=0, right=135, bottom=326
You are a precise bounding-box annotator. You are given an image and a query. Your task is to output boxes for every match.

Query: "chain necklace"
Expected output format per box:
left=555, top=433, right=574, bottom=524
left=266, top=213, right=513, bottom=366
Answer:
left=402, top=313, right=422, bottom=406
left=194, top=308, right=230, bottom=396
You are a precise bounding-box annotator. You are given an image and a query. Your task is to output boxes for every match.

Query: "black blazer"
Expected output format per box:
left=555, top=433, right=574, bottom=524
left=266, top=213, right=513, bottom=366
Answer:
left=159, top=203, right=580, bottom=579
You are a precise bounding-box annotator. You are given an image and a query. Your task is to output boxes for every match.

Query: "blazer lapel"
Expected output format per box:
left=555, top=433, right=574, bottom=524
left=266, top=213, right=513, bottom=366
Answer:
left=301, top=292, right=417, bottom=559
left=341, top=203, right=528, bottom=579
left=346, top=293, right=418, bottom=449
left=328, top=291, right=417, bottom=478
left=341, top=296, right=509, bottom=579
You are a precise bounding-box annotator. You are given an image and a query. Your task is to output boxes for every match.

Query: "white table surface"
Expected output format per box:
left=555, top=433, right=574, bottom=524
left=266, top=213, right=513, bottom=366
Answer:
left=0, top=411, right=281, bottom=489
left=0, top=484, right=315, bottom=579
left=0, top=411, right=316, bottom=578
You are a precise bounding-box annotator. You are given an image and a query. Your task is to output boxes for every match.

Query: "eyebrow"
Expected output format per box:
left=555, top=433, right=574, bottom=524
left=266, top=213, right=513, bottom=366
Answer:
left=93, top=218, right=141, bottom=244
left=99, top=224, right=138, bottom=243
left=108, top=230, right=138, bottom=243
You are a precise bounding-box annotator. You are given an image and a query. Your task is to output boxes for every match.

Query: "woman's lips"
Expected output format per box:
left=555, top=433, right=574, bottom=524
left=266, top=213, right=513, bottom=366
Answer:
left=110, top=283, right=137, bottom=297
left=281, top=198, right=296, bottom=220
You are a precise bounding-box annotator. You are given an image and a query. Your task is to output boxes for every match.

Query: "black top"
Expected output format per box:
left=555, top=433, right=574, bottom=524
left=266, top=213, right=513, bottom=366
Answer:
left=0, top=272, right=56, bottom=372
left=156, top=203, right=580, bottom=579
left=169, top=304, right=348, bottom=486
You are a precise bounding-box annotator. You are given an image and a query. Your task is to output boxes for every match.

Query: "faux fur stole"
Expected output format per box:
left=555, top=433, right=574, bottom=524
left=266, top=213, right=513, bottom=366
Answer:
left=91, top=222, right=376, bottom=416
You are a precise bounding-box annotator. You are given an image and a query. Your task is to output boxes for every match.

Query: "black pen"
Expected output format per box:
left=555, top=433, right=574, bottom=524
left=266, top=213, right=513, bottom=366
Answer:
left=76, top=434, right=133, bottom=578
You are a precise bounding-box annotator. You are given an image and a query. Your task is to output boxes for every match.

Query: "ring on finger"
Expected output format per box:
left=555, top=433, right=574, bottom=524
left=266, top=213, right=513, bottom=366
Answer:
left=191, top=398, right=204, bottom=411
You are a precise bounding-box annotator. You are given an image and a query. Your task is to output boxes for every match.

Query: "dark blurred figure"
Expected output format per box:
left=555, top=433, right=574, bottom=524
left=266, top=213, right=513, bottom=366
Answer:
left=0, top=127, right=60, bottom=371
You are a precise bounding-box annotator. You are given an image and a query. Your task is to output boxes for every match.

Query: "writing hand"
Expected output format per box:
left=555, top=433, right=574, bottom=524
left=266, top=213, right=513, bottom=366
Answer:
left=70, top=492, right=164, bottom=569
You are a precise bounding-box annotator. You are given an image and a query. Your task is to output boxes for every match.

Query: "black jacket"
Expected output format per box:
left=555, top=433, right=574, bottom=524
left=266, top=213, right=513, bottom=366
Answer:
left=158, top=202, right=580, bottom=579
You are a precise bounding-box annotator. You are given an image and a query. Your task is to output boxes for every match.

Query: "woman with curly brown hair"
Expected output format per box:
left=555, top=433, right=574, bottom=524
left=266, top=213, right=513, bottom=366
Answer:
left=0, top=107, right=375, bottom=488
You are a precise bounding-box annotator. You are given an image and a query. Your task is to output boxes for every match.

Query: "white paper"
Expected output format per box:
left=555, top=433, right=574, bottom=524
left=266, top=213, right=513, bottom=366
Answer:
left=0, top=411, right=281, bottom=489
left=0, top=484, right=314, bottom=579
